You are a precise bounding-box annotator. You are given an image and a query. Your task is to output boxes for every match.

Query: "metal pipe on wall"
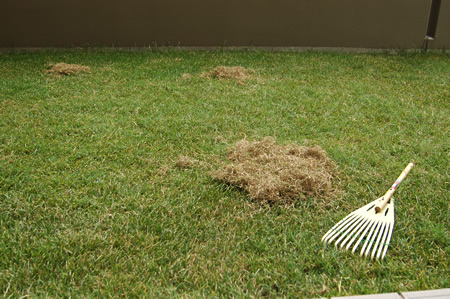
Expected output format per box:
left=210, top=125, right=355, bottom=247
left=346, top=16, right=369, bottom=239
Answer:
left=423, top=0, right=442, bottom=51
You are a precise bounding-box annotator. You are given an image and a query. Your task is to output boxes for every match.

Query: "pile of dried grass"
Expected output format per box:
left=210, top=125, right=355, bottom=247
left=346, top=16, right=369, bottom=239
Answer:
left=175, top=155, right=203, bottom=169
left=202, top=66, right=251, bottom=84
left=213, top=137, right=338, bottom=202
left=46, top=63, right=91, bottom=76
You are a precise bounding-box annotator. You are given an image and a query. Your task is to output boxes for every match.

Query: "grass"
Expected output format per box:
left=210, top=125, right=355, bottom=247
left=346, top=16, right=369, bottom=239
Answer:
left=0, top=49, right=448, bottom=297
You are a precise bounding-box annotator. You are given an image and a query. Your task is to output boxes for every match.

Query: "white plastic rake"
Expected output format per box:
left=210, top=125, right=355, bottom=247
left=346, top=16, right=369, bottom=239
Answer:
left=322, top=163, right=414, bottom=260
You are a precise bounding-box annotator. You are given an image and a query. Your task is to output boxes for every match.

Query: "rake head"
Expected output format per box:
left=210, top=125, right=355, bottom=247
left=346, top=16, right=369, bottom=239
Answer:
left=322, top=197, right=395, bottom=260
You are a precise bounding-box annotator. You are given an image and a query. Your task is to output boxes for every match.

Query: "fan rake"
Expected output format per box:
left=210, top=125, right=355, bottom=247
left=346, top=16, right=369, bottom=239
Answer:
left=322, top=163, right=414, bottom=260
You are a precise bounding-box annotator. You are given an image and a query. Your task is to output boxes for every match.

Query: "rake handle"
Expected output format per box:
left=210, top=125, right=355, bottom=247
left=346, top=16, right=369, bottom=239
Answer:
left=375, top=162, right=414, bottom=213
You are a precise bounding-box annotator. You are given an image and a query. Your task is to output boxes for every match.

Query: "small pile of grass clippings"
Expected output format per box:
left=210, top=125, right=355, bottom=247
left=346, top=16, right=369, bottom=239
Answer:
left=213, top=137, right=338, bottom=202
left=46, top=63, right=91, bottom=76
left=202, top=66, right=251, bottom=84
left=175, top=155, right=202, bottom=169
left=180, top=73, right=192, bottom=79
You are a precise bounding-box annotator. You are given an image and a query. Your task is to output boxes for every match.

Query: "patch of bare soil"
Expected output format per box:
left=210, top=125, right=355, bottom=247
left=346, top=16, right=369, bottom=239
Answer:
left=202, top=66, right=251, bottom=84
left=46, top=63, right=91, bottom=76
left=213, top=137, right=338, bottom=202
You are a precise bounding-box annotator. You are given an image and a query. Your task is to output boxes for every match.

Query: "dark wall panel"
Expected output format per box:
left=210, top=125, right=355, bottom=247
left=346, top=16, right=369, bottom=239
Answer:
left=434, top=0, right=450, bottom=49
left=0, top=0, right=448, bottom=49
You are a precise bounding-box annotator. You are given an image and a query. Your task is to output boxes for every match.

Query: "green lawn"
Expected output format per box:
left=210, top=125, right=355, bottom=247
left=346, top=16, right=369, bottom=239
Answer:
left=0, top=49, right=448, bottom=297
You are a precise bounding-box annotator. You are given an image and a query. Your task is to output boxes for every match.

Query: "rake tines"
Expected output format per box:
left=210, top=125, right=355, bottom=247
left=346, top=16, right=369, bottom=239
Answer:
left=322, top=198, right=395, bottom=260
left=322, top=163, right=414, bottom=260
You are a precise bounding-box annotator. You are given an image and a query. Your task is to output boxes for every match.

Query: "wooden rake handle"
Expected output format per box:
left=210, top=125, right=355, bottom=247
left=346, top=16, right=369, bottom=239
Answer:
left=375, top=162, right=414, bottom=213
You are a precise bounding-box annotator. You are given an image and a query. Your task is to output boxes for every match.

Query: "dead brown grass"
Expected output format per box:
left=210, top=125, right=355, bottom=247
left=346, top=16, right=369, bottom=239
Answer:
left=213, top=137, right=338, bottom=202
left=46, top=63, right=91, bottom=76
left=181, top=73, right=192, bottom=79
left=157, top=164, right=171, bottom=175
left=175, top=155, right=202, bottom=169
left=202, top=66, right=251, bottom=84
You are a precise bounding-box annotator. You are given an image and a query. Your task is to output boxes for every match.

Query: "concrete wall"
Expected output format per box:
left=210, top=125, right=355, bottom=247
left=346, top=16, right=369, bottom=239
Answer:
left=0, top=0, right=448, bottom=49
